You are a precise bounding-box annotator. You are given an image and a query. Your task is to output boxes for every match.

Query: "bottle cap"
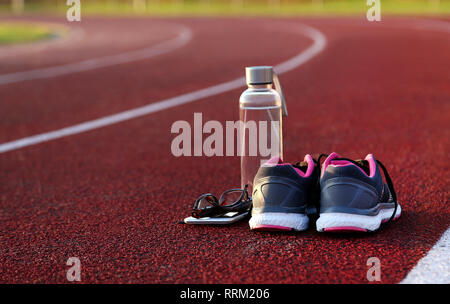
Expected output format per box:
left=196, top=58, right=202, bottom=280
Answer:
left=245, top=66, right=273, bottom=85
left=244, top=66, right=288, bottom=117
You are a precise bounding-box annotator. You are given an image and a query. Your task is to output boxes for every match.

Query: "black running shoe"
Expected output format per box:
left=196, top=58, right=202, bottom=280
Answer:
left=249, top=155, right=319, bottom=231
left=316, top=152, right=401, bottom=232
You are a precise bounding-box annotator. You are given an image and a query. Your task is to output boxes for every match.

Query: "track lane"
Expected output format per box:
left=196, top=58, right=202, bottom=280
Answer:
left=0, top=18, right=312, bottom=142
left=0, top=17, right=449, bottom=283
left=0, top=26, right=192, bottom=85
left=0, top=24, right=325, bottom=153
left=0, top=17, right=187, bottom=73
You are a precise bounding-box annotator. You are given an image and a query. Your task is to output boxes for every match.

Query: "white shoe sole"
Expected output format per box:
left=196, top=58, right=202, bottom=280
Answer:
left=249, top=212, right=309, bottom=231
left=316, top=204, right=402, bottom=232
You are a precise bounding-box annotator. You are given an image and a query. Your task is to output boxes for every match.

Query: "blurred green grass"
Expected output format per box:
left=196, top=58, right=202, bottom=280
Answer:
left=0, top=0, right=449, bottom=17
left=0, top=23, right=54, bottom=44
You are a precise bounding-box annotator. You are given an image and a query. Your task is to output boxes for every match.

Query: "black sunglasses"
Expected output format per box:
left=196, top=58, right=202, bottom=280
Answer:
left=192, top=184, right=252, bottom=218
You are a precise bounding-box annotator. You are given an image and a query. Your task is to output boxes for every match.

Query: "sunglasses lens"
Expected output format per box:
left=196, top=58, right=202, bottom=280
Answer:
left=220, top=190, right=243, bottom=206
left=196, top=195, right=216, bottom=210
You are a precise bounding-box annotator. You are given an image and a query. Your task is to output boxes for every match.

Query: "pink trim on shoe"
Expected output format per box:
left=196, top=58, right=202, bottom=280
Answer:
left=365, top=154, right=377, bottom=177
left=302, top=154, right=315, bottom=178
left=321, top=152, right=340, bottom=177
left=324, top=226, right=368, bottom=232
left=328, top=161, right=370, bottom=177
left=322, top=152, right=376, bottom=178
left=251, top=224, right=293, bottom=231
left=264, top=156, right=283, bottom=166
left=263, top=155, right=315, bottom=178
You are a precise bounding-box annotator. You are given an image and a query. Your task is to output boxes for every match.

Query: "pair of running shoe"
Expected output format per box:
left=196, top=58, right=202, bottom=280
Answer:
left=249, top=152, right=401, bottom=232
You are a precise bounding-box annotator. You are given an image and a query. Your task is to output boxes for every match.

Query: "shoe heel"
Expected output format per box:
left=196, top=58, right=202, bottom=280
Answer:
left=250, top=212, right=309, bottom=231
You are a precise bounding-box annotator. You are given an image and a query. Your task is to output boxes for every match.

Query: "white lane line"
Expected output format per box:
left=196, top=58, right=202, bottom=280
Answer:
left=398, top=19, right=449, bottom=284
left=0, top=24, right=327, bottom=154
left=0, top=25, right=192, bottom=86
left=400, top=227, right=450, bottom=284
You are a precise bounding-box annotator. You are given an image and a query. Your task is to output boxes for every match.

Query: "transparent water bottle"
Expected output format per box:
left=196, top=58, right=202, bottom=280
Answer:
left=239, top=66, right=287, bottom=196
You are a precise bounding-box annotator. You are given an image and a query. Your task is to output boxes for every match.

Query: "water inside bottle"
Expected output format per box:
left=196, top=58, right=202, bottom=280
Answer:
left=239, top=105, right=283, bottom=196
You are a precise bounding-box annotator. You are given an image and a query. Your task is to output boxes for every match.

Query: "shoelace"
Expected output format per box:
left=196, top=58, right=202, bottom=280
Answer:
left=313, top=153, right=330, bottom=202
left=373, top=159, right=398, bottom=224
left=316, top=154, right=398, bottom=227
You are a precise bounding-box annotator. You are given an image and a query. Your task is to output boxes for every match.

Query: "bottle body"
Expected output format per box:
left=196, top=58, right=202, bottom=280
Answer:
left=239, top=84, right=283, bottom=196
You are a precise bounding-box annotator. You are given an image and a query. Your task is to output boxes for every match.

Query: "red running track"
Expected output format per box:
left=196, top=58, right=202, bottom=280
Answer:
left=0, top=16, right=449, bottom=283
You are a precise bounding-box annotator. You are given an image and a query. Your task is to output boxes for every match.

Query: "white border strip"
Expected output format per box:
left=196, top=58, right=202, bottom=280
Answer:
left=0, top=26, right=192, bottom=86
left=400, top=227, right=450, bottom=284
left=0, top=25, right=327, bottom=153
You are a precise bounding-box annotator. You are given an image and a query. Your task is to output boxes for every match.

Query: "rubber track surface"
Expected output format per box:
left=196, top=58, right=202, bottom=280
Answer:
left=0, top=16, right=448, bottom=283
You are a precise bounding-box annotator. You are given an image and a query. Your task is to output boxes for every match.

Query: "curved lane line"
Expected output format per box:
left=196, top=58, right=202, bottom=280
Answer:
left=0, top=24, right=327, bottom=153
left=0, top=25, right=193, bottom=86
